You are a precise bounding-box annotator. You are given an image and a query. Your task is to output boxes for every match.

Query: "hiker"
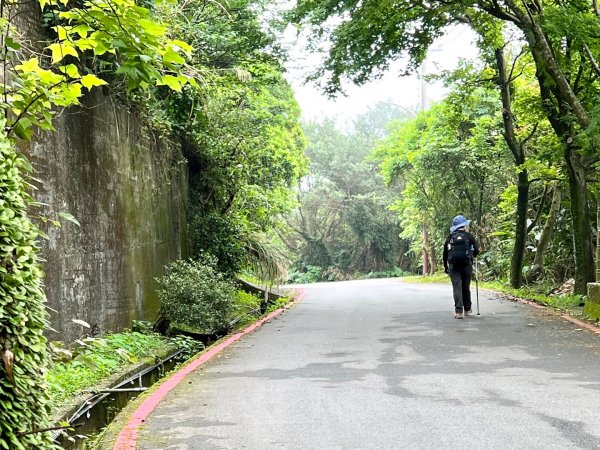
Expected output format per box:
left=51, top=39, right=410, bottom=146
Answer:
left=443, top=215, right=480, bottom=319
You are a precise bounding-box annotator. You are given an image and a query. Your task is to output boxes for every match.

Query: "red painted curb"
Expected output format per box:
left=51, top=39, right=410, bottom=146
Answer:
left=507, top=293, right=600, bottom=333
left=113, top=288, right=305, bottom=450
left=515, top=297, right=546, bottom=309
left=560, top=314, right=600, bottom=334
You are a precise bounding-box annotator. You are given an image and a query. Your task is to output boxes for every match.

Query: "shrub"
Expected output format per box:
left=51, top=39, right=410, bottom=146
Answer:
left=156, top=257, right=236, bottom=334
left=287, top=265, right=324, bottom=283
left=228, top=291, right=262, bottom=328
left=364, top=267, right=412, bottom=279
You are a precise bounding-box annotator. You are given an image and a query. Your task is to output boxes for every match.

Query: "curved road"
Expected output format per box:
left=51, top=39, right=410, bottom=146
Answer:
left=136, top=278, right=600, bottom=449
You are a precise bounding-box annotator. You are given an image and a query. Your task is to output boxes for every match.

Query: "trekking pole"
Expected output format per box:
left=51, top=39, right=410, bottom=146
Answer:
left=475, top=256, right=480, bottom=315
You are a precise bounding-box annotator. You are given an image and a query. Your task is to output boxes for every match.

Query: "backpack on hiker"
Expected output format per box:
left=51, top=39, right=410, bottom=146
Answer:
left=447, top=231, right=473, bottom=265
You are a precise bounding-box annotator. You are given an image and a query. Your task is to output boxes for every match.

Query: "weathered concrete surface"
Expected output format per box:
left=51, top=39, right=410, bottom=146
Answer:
left=589, top=211, right=600, bottom=320
left=28, top=91, right=188, bottom=342
left=8, top=1, right=188, bottom=342
left=136, top=278, right=600, bottom=449
left=584, top=283, right=600, bottom=320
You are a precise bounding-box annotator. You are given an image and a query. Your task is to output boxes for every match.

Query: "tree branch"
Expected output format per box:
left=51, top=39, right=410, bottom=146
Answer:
left=520, top=123, right=539, bottom=147
left=495, top=47, right=523, bottom=163
left=478, top=0, right=521, bottom=24
left=507, top=47, right=526, bottom=83
left=527, top=183, right=549, bottom=233
left=17, top=423, right=81, bottom=436
left=582, top=44, right=600, bottom=79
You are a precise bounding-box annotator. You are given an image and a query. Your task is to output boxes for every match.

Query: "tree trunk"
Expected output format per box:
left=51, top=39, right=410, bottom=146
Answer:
left=565, top=144, right=595, bottom=293
left=529, top=184, right=561, bottom=280
left=510, top=169, right=529, bottom=288
left=153, top=312, right=171, bottom=335
left=428, top=244, right=437, bottom=275
left=494, top=47, right=528, bottom=289
left=422, top=224, right=430, bottom=275
left=528, top=45, right=595, bottom=295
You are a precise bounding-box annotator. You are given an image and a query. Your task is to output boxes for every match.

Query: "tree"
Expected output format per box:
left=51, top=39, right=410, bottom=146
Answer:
left=373, top=87, right=513, bottom=275
left=285, top=104, right=412, bottom=279
left=289, top=0, right=599, bottom=293
left=149, top=0, right=308, bottom=276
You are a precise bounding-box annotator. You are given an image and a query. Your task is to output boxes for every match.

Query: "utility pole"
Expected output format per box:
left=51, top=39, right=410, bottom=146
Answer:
left=420, top=58, right=428, bottom=111
left=419, top=47, right=441, bottom=275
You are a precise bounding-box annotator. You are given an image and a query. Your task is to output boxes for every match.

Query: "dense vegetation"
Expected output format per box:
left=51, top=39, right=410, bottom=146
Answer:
left=154, top=0, right=307, bottom=277
left=284, top=104, right=417, bottom=282
left=0, top=0, right=304, bottom=446
left=4, top=0, right=600, bottom=446
left=287, top=0, right=599, bottom=296
left=47, top=331, right=174, bottom=407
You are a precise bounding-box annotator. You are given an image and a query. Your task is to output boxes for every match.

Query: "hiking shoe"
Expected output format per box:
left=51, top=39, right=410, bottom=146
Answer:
left=464, top=309, right=472, bottom=316
left=454, top=312, right=464, bottom=319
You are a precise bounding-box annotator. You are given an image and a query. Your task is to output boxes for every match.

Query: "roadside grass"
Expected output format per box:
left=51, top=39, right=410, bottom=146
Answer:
left=360, top=267, right=413, bottom=279
left=402, top=273, right=584, bottom=313
left=48, top=288, right=297, bottom=414
left=403, top=273, right=449, bottom=284
left=47, top=332, right=172, bottom=410
left=231, top=289, right=296, bottom=326
left=480, top=280, right=583, bottom=311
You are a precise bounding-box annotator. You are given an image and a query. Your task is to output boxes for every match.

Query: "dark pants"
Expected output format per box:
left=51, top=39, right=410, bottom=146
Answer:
left=449, top=264, right=472, bottom=313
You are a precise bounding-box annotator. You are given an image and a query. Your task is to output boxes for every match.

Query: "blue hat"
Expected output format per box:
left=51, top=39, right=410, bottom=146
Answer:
left=450, top=215, right=471, bottom=233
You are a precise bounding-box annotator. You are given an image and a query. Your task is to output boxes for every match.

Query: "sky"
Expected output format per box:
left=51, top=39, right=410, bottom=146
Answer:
left=281, top=25, right=480, bottom=126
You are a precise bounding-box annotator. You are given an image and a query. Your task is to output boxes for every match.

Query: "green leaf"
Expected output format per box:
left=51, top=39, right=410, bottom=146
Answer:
left=162, top=48, right=186, bottom=65
left=15, top=58, right=41, bottom=74
left=54, top=26, right=69, bottom=41
left=139, top=19, right=167, bottom=37
left=12, top=121, right=34, bottom=140
left=92, top=40, right=110, bottom=56
left=58, top=212, right=80, bottom=226
left=167, top=39, right=193, bottom=55
left=59, top=64, right=81, bottom=79
left=158, top=74, right=182, bottom=92
left=72, top=24, right=93, bottom=38
left=38, top=68, right=63, bottom=84
left=47, top=42, right=79, bottom=64
left=5, top=37, right=21, bottom=51
left=80, top=74, right=108, bottom=91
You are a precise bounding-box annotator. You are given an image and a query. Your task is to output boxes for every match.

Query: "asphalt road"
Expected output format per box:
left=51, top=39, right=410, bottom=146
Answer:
left=137, top=278, right=600, bottom=449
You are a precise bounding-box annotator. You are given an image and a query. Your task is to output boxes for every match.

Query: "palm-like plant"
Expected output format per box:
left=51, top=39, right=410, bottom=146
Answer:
left=242, top=231, right=291, bottom=285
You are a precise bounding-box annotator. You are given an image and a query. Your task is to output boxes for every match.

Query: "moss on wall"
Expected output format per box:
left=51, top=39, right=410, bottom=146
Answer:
left=29, top=91, right=188, bottom=342
left=584, top=283, right=600, bottom=321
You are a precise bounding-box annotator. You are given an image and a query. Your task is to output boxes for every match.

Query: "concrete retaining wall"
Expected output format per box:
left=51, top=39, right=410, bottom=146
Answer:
left=28, top=92, right=188, bottom=342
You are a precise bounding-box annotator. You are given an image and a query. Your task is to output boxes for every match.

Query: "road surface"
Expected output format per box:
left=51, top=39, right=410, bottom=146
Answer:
left=136, top=278, right=600, bottom=449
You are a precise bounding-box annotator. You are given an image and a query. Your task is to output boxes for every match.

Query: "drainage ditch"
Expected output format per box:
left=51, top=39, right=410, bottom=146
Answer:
left=52, top=283, right=286, bottom=448
left=53, top=348, right=186, bottom=449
